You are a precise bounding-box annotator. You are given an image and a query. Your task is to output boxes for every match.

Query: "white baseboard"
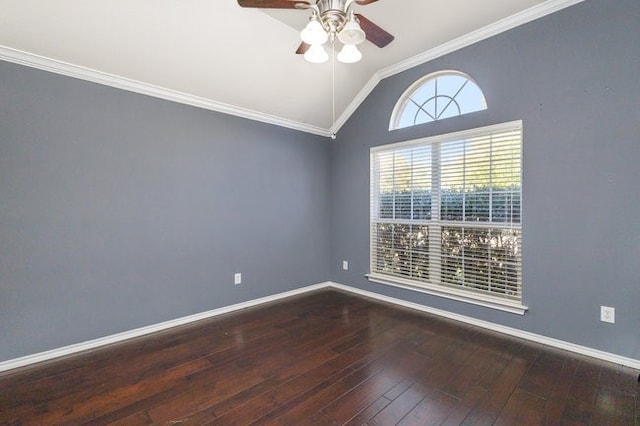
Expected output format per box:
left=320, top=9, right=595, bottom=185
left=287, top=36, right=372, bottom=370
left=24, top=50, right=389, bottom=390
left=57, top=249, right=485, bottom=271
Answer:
left=0, top=283, right=328, bottom=373
left=327, top=282, right=640, bottom=370
left=1, top=280, right=638, bottom=373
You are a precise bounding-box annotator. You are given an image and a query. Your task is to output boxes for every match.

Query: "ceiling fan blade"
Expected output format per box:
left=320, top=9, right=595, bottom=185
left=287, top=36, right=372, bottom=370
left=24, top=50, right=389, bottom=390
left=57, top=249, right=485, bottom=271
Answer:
left=237, top=0, right=311, bottom=9
left=296, top=42, right=311, bottom=54
left=355, top=13, right=394, bottom=48
left=354, top=0, right=379, bottom=5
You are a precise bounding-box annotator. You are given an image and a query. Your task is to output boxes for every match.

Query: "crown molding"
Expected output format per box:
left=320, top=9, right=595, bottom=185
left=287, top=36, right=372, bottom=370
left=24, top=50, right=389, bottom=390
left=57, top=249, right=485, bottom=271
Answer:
left=0, top=45, right=331, bottom=138
left=332, top=72, right=381, bottom=135
left=0, top=0, right=585, bottom=138
left=333, top=0, right=586, bottom=133
left=377, top=0, right=586, bottom=80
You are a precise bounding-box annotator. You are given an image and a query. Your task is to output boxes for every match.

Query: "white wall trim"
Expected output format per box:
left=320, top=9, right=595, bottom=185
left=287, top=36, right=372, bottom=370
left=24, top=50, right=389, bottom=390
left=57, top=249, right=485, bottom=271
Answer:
left=327, top=282, right=640, bottom=370
left=2, top=279, right=637, bottom=373
left=0, top=283, right=328, bottom=373
left=333, top=0, right=586, bottom=133
left=1, top=1, right=584, bottom=138
left=377, top=0, right=586, bottom=80
left=366, top=273, right=528, bottom=316
left=331, top=73, right=381, bottom=135
left=0, top=45, right=331, bottom=138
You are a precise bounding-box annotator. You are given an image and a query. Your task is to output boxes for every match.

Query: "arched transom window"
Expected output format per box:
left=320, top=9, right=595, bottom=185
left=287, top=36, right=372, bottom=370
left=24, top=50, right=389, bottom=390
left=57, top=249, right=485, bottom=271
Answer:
left=390, top=71, right=487, bottom=130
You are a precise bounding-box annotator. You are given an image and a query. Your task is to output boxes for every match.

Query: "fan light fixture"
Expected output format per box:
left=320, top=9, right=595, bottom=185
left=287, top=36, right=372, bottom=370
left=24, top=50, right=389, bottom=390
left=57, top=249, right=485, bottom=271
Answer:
left=300, top=4, right=365, bottom=64
left=304, top=43, right=330, bottom=63
left=237, top=0, right=396, bottom=138
left=338, top=14, right=366, bottom=45
left=300, top=11, right=329, bottom=45
left=337, top=44, right=362, bottom=63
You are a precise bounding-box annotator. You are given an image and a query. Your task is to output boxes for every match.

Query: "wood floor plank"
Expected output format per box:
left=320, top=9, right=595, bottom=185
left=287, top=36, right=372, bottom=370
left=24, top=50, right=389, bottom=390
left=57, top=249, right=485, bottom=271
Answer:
left=270, top=333, right=414, bottom=424
left=559, top=396, right=594, bottom=425
left=268, top=345, right=410, bottom=424
left=568, top=359, right=603, bottom=404
left=383, top=376, right=415, bottom=401
left=195, top=349, right=352, bottom=424
left=517, top=352, right=566, bottom=399
left=493, top=388, right=546, bottom=426
left=590, top=388, right=636, bottom=425
left=343, top=396, right=391, bottom=426
left=0, top=292, right=340, bottom=419
left=440, top=385, right=488, bottom=426
left=0, top=289, right=637, bottom=425
left=396, top=391, right=459, bottom=426
left=321, top=347, right=430, bottom=424
left=107, top=410, right=153, bottom=426
left=459, top=350, right=533, bottom=425
left=367, top=381, right=429, bottom=425
left=145, top=344, right=316, bottom=423
left=440, top=344, right=510, bottom=399
left=540, top=356, right=580, bottom=425
left=201, top=317, right=409, bottom=424
left=599, top=363, right=640, bottom=397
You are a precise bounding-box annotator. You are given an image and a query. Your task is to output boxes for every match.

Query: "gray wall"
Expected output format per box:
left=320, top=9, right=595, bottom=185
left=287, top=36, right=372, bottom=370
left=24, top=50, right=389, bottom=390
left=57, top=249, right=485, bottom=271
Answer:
left=331, top=0, right=640, bottom=359
left=2, top=0, right=639, bottom=366
left=0, top=62, right=330, bottom=361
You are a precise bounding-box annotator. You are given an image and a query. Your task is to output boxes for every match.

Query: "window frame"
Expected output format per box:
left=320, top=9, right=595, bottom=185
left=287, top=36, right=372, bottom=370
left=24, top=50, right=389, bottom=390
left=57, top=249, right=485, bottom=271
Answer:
left=368, top=121, right=527, bottom=315
left=389, top=70, right=487, bottom=131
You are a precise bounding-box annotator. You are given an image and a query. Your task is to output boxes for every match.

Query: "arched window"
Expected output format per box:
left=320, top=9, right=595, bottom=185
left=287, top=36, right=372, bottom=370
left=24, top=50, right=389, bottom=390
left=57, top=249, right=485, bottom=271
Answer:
left=389, top=71, right=487, bottom=130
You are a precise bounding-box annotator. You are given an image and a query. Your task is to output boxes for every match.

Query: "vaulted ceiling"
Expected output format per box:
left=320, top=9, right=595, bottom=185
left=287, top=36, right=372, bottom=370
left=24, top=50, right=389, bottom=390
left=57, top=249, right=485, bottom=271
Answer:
left=0, top=0, right=581, bottom=136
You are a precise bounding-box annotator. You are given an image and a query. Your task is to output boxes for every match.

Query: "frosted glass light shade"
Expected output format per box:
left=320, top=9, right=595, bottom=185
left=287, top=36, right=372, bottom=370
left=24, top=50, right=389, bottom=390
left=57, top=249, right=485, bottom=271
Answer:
left=304, top=44, right=329, bottom=63
left=301, top=18, right=329, bottom=45
left=337, top=44, right=362, bottom=63
left=338, top=17, right=365, bottom=45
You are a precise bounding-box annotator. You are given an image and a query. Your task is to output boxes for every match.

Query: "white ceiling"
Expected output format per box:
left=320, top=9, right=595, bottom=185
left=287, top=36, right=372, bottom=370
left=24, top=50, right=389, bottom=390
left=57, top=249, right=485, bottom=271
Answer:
left=0, top=0, right=579, bottom=135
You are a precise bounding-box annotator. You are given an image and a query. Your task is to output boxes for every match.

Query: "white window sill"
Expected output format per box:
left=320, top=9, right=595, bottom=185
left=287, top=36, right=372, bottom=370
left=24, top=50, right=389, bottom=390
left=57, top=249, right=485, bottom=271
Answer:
left=366, top=273, right=528, bottom=315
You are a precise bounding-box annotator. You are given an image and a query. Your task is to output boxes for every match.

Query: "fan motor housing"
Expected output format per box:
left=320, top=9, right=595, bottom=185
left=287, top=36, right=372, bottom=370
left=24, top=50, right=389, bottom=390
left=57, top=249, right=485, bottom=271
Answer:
left=317, top=0, right=350, bottom=33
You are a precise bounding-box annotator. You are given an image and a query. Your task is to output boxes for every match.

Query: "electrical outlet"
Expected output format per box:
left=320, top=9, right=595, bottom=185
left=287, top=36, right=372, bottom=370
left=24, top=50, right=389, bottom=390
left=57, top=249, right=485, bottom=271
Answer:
left=342, top=260, right=349, bottom=271
left=600, top=306, right=615, bottom=324
left=234, top=273, right=242, bottom=285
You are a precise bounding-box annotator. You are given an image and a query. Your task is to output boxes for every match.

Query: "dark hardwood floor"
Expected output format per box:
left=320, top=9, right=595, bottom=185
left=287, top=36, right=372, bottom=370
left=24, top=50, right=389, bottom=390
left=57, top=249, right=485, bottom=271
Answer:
left=0, top=289, right=638, bottom=425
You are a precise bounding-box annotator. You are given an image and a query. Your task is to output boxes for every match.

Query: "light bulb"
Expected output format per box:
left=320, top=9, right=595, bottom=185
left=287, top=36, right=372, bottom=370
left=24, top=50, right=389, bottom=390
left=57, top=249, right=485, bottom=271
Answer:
left=304, top=44, right=329, bottom=63
left=337, top=44, right=362, bottom=63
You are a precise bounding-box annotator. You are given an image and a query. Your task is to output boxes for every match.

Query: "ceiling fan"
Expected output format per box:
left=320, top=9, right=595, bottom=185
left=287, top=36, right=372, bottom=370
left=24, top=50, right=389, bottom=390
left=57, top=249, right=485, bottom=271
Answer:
left=237, top=0, right=394, bottom=63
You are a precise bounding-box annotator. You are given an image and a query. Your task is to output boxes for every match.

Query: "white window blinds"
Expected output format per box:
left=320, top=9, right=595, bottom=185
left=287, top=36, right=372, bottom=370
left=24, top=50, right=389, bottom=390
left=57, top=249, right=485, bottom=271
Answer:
left=370, top=121, right=524, bottom=312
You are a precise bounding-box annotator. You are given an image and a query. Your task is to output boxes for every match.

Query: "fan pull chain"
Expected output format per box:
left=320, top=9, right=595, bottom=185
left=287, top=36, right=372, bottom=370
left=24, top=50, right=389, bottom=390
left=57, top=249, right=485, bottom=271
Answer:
left=330, top=40, right=337, bottom=140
